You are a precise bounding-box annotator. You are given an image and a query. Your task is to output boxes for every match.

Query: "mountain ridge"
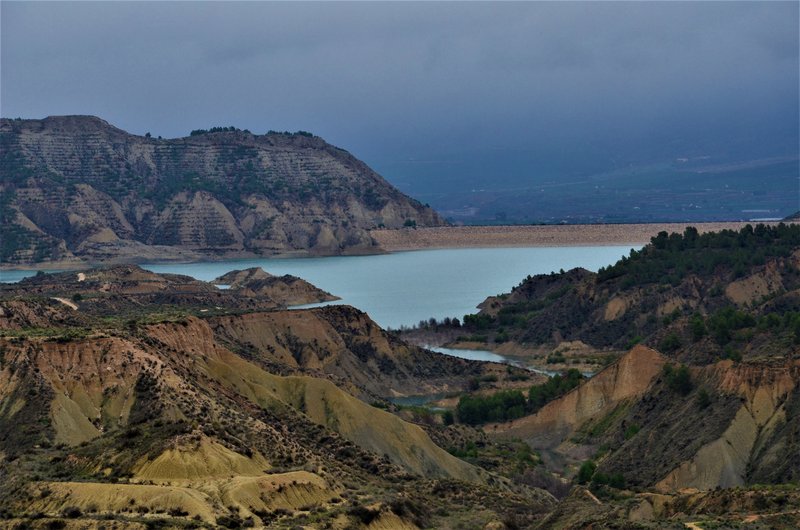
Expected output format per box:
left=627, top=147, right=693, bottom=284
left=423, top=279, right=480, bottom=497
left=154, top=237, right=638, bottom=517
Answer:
left=0, top=115, right=445, bottom=265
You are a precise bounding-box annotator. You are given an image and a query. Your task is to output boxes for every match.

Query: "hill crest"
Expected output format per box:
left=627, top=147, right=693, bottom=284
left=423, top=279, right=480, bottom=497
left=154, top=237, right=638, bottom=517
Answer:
left=0, top=115, right=445, bottom=265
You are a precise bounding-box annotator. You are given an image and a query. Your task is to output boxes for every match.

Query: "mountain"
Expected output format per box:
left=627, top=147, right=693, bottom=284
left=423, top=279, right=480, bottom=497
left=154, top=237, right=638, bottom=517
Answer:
left=0, top=266, right=552, bottom=528
left=0, top=116, right=444, bottom=265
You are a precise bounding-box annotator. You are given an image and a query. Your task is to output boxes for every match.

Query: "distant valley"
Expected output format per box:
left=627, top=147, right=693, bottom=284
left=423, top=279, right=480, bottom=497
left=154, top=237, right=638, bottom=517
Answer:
left=381, top=151, right=799, bottom=225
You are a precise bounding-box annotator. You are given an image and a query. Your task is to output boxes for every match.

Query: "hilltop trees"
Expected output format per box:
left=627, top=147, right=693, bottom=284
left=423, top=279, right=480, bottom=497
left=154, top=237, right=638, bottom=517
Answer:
left=189, top=126, right=242, bottom=135
left=597, top=223, right=800, bottom=286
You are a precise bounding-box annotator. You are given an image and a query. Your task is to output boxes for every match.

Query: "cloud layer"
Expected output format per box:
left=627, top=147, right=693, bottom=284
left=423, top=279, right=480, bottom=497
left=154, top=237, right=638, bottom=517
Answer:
left=3, top=1, right=798, bottom=189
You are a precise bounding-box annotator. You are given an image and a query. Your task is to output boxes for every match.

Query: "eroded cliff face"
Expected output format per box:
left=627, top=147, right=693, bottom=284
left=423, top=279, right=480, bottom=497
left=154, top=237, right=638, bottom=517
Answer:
left=494, top=346, right=666, bottom=447
left=0, top=115, right=445, bottom=264
left=209, top=306, right=510, bottom=398
left=491, top=344, right=800, bottom=492
left=655, top=360, right=800, bottom=491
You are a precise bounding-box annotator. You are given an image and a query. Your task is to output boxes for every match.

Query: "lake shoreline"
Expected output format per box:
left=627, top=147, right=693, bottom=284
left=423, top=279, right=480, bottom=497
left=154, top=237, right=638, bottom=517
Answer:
left=3, top=247, right=634, bottom=330
left=1, top=221, right=784, bottom=272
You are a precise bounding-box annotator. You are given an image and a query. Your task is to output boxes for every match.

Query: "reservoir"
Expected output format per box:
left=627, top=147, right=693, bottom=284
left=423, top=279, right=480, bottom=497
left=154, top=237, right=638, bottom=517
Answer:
left=140, top=246, right=634, bottom=329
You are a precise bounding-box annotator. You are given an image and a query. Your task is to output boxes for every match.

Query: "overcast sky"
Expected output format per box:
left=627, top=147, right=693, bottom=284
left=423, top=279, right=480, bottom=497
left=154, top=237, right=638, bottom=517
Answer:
left=2, top=1, right=798, bottom=189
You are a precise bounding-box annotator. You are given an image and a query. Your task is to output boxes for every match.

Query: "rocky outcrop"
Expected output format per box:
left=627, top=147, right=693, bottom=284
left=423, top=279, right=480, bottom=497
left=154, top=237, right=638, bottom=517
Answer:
left=0, top=115, right=445, bottom=264
left=655, top=360, right=800, bottom=491
left=210, top=305, right=514, bottom=398
left=213, top=267, right=339, bottom=306
left=494, top=346, right=667, bottom=447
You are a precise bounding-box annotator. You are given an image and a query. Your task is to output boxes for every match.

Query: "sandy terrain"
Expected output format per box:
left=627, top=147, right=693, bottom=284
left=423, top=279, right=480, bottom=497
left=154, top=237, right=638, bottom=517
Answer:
left=370, top=222, right=785, bottom=251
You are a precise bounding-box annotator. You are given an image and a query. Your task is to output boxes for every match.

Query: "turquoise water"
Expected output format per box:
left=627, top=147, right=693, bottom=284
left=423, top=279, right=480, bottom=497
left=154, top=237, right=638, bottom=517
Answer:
left=0, top=269, right=65, bottom=283
left=430, top=346, right=508, bottom=363
left=0, top=246, right=634, bottom=329
left=142, top=246, right=634, bottom=329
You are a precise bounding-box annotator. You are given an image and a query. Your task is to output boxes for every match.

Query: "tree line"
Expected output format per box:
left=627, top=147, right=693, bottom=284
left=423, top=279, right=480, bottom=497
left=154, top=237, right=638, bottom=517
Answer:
left=597, top=223, right=800, bottom=287
left=456, top=369, right=584, bottom=425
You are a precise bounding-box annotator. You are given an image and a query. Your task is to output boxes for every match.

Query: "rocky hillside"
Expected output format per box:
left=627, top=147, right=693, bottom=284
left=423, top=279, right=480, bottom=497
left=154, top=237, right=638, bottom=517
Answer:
left=213, top=267, right=339, bottom=306
left=393, top=225, right=800, bottom=527
left=0, top=115, right=444, bottom=265
left=0, top=265, right=332, bottom=315
left=0, top=268, right=553, bottom=528
left=428, top=223, right=800, bottom=372
left=496, top=343, right=800, bottom=486
left=0, top=266, right=525, bottom=398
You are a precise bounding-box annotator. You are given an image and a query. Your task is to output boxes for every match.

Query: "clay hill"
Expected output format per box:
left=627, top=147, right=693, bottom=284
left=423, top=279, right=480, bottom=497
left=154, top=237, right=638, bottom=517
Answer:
left=212, top=267, right=338, bottom=307
left=0, top=266, right=551, bottom=529
left=0, top=116, right=444, bottom=265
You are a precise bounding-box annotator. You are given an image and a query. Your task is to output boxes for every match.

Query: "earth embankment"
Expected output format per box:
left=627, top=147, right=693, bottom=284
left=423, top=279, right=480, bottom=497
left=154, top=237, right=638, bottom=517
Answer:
left=371, top=222, right=782, bottom=251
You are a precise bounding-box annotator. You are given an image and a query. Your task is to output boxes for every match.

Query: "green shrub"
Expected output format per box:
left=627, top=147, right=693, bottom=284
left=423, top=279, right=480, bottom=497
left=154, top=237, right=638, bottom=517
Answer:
left=576, top=460, right=596, bottom=484
left=659, top=332, right=682, bottom=354
left=689, top=314, right=707, bottom=341
left=442, top=410, right=454, bottom=426
left=528, top=369, right=583, bottom=413
left=593, top=471, right=625, bottom=489
left=624, top=424, right=640, bottom=440
left=696, top=388, right=712, bottom=409
left=662, top=364, right=693, bottom=395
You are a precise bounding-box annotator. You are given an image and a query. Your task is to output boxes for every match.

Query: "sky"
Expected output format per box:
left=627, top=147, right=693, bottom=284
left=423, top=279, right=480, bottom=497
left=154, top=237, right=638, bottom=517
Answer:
left=2, top=1, right=799, bottom=201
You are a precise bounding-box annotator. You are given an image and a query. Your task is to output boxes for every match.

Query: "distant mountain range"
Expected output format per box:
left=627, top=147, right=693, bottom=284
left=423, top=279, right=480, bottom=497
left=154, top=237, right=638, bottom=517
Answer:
left=379, top=148, right=799, bottom=225
left=0, top=116, right=444, bottom=265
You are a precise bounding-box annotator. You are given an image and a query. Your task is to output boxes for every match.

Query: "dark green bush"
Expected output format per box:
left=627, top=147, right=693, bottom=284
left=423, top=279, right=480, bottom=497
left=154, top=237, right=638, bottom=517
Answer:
left=659, top=332, right=682, bottom=354
left=576, top=460, right=596, bottom=484
left=528, top=369, right=583, bottom=413
left=662, top=364, right=693, bottom=395
left=456, top=390, right=526, bottom=425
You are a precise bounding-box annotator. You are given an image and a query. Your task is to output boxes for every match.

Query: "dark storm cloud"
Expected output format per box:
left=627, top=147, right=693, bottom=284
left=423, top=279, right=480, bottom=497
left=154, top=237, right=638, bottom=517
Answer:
left=2, top=1, right=798, bottom=180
